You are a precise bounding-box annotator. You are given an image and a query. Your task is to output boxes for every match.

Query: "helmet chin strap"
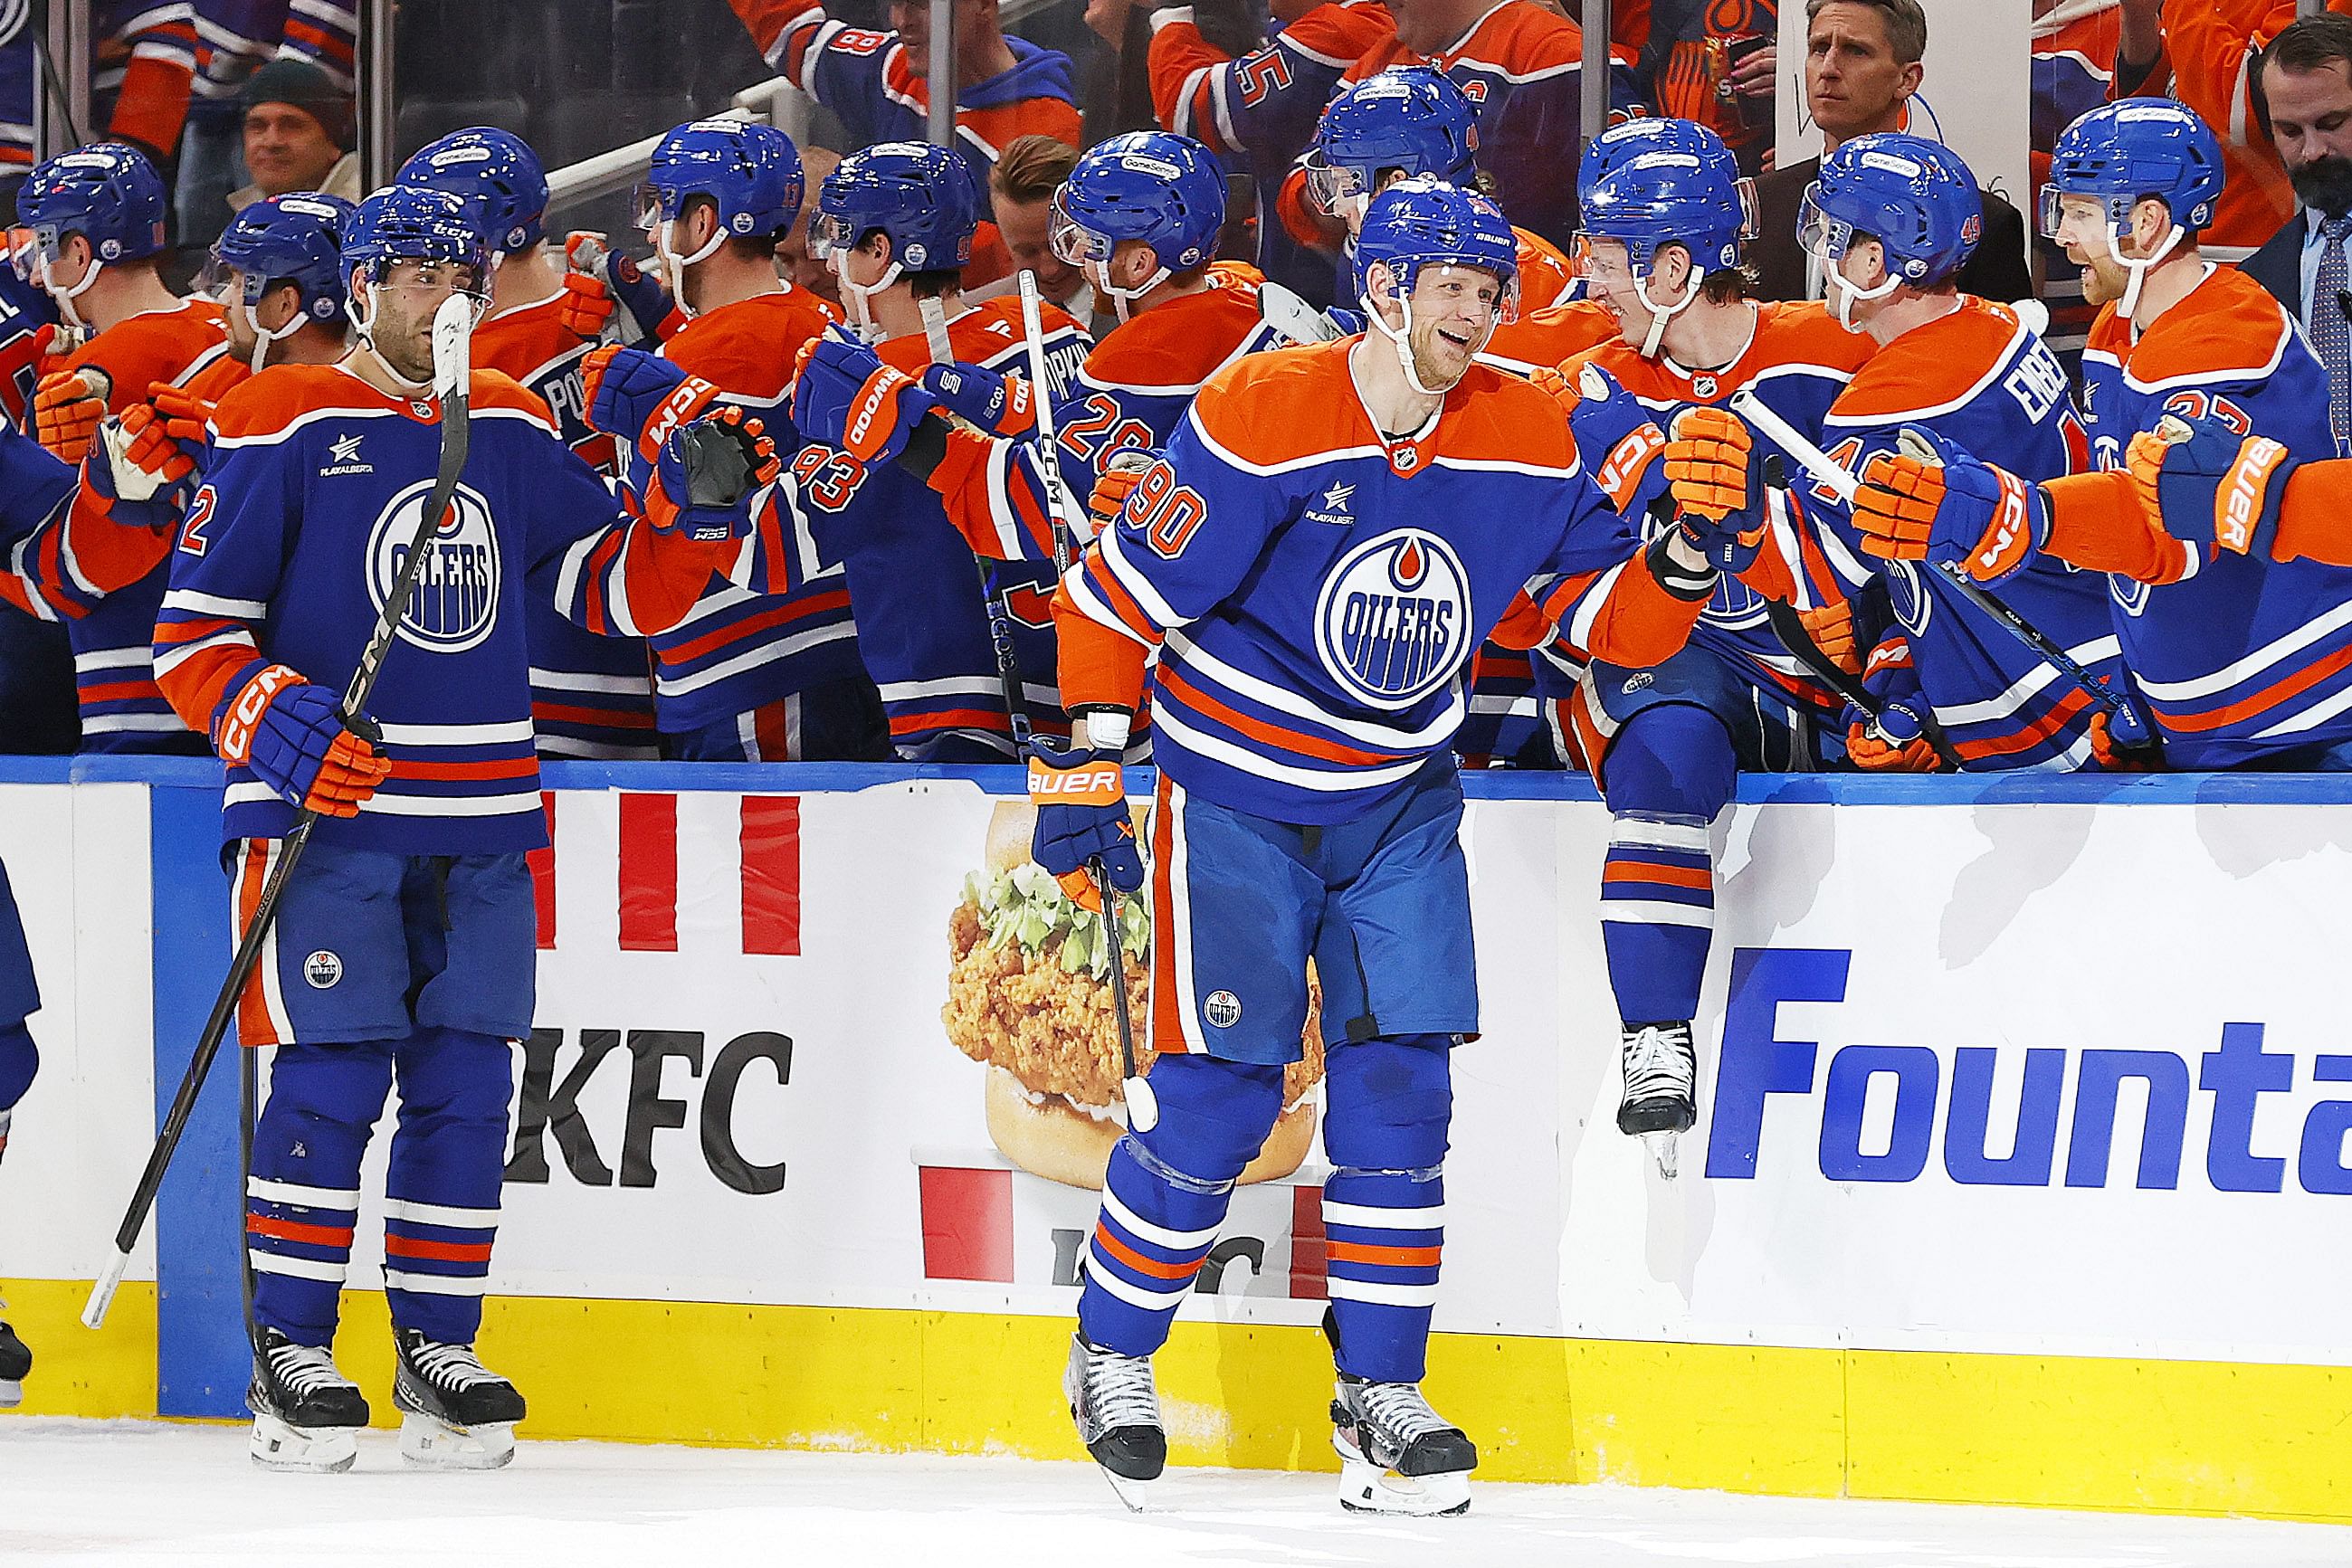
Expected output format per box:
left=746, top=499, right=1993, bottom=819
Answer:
left=655, top=216, right=726, bottom=318
left=237, top=297, right=307, bottom=373
left=1087, top=257, right=1168, bottom=324
left=44, top=256, right=101, bottom=331
left=2106, top=216, right=2185, bottom=319
left=1824, top=255, right=1903, bottom=332
left=830, top=250, right=901, bottom=342
left=1363, top=277, right=1467, bottom=398
left=1630, top=267, right=1701, bottom=358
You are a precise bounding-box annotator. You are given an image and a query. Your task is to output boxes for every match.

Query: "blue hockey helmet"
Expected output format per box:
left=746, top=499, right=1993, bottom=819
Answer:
left=1800, top=133, right=1981, bottom=322
left=1573, top=120, right=1755, bottom=280
left=638, top=119, right=806, bottom=243
left=2042, top=97, right=2223, bottom=242
left=1354, top=176, right=1519, bottom=315
left=211, top=192, right=354, bottom=324
left=1575, top=114, right=1720, bottom=201
left=10, top=143, right=167, bottom=320
left=1304, top=68, right=1479, bottom=220
left=811, top=140, right=976, bottom=271
left=1050, top=131, right=1224, bottom=318
left=397, top=127, right=549, bottom=253
left=342, top=184, right=489, bottom=303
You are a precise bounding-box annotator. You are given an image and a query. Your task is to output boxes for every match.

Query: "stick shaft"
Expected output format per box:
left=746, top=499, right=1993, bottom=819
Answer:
left=1017, top=271, right=1080, bottom=572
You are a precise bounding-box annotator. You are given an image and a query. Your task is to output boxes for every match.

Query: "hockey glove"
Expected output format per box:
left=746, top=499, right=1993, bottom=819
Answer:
left=2131, top=414, right=2293, bottom=559
left=1027, top=743, right=1141, bottom=914
left=1798, top=598, right=1861, bottom=675
left=646, top=406, right=779, bottom=543
left=33, top=366, right=106, bottom=462
left=1841, top=637, right=1939, bottom=771
left=1088, top=447, right=1161, bottom=531
left=559, top=232, right=680, bottom=343
left=2088, top=708, right=2158, bottom=771
left=1664, top=406, right=1766, bottom=575
left=1565, top=364, right=1669, bottom=513
left=919, top=360, right=1036, bottom=438
left=581, top=343, right=723, bottom=459
left=214, top=663, right=391, bottom=818
left=791, top=332, right=936, bottom=466
left=1853, top=425, right=2047, bottom=584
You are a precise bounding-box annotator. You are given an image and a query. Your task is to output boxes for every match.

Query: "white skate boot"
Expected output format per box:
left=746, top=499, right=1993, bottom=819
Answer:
left=1619, top=1021, right=1697, bottom=1178
left=1329, top=1373, right=1476, bottom=1516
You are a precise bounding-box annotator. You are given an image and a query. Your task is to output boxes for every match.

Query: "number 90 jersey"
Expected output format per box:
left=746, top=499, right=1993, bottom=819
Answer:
left=1061, top=338, right=1704, bottom=824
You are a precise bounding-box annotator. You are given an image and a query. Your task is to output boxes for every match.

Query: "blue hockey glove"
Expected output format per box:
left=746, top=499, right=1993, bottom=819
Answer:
left=1026, top=743, right=1141, bottom=914
left=2131, top=413, right=2293, bottom=558
left=1854, top=424, right=2048, bottom=584
left=581, top=343, right=722, bottom=458
left=214, top=662, right=390, bottom=818
left=919, top=360, right=1036, bottom=438
left=792, top=332, right=937, bottom=466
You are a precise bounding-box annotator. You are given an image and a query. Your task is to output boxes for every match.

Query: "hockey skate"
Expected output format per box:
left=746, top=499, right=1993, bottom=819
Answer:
left=1063, top=1335, right=1164, bottom=1511
left=392, top=1328, right=526, bottom=1469
left=248, top=1327, right=368, bottom=1471
left=1619, top=1022, right=1697, bottom=1179
left=0, top=1307, right=29, bottom=1407
left=1329, top=1373, right=1476, bottom=1516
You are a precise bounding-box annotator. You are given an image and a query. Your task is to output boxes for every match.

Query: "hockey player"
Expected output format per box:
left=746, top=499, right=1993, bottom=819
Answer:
left=727, top=0, right=1080, bottom=207
left=780, top=140, right=1090, bottom=759
left=1850, top=99, right=2352, bottom=769
left=398, top=128, right=661, bottom=763
left=8, top=143, right=243, bottom=752
left=151, top=185, right=780, bottom=1471
left=1544, top=121, right=1869, bottom=1161
left=592, top=118, right=879, bottom=763
left=0, top=860, right=33, bottom=1406
left=1797, top=132, right=2119, bottom=771
left=1037, top=179, right=1730, bottom=1514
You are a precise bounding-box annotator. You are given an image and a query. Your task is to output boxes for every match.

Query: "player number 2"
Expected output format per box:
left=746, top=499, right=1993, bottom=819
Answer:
left=178, top=486, right=217, bottom=557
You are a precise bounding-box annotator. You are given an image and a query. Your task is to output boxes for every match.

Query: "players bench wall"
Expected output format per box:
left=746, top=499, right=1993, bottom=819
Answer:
left=5, top=756, right=2352, bottom=1522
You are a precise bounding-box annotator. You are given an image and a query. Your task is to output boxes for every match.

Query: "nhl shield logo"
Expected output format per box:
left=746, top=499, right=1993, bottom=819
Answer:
left=1313, top=528, right=1471, bottom=709
left=367, top=480, right=501, bottom=654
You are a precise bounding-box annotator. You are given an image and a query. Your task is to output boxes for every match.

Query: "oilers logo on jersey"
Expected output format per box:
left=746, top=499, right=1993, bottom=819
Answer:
left=1315, top=529, right=1469, bottom=708
left=370, top=481, right=500, bottom=654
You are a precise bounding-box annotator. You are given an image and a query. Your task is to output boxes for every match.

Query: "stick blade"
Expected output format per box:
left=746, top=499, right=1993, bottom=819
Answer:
left=430, top=292, right=473, bottom=404
left=81, top=1249, right=131, bottom=1329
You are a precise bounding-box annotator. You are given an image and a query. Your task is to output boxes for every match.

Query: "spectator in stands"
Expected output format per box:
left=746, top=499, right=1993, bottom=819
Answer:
left=2113, top=0, right=2351, bottom=262
left=970, top=134, right=1095, bottom=321
left=2032, top=0, right=2121, bottom=382
left=2241, top=14, right=2352, bottom=454
left=1619, top=0, right=1781, bottom=178
left=230, top=59, right=358, bottom=212
left=1750, top=0, right=2032, bottom=304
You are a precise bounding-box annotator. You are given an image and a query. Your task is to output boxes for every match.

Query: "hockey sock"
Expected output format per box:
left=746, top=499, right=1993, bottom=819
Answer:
left=1076, top=1053, right=1285, bottom=1359
left=383, top=1026, right=512, bottom=1345
left=0, top=1021, right=35, bottom=1164
left=248, top=1041, right=395, bottom=1346
left=1599, top=705, right=1735, bottom=1027
left=1321, top=1033, right=1452, bottom=1384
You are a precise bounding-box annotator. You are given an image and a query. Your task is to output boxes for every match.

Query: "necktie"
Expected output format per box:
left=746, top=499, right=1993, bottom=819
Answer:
left=2315, top=214, right=2352, bottom=454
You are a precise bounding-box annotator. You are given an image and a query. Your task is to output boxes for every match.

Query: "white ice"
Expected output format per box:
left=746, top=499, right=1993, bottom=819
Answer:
left=5, top=1417, right=2350, bottom=1568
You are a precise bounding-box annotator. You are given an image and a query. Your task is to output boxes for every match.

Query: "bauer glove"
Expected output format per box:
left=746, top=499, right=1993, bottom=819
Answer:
left=2131, top=413, right=2293, bottom=559
left=1027, top=742, right=1141, bottom=914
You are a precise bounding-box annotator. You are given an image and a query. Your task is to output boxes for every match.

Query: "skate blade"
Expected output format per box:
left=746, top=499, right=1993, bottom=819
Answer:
left=0, top=1377, right=21, bottom=1408
left=1094, top=1464, right=1156, bottom=1513
left=1337, top=1456, right=1471, bottom=1516
left=248, top=1412, right=359, bottom=1472
left=398, top=1411, right=517, bottom=1470
left=1643, top=1129, right=1681, bottom=1180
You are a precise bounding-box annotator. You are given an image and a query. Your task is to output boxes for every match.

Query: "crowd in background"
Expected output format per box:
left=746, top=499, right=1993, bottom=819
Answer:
left=0, top=0, right=2348, bottom=766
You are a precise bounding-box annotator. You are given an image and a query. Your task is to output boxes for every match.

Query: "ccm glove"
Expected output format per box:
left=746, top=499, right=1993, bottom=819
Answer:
left=646, top=406, right=780, bottom=543
left=791, top=332, right=936, bottom=465
left=1026, top=743, right=1142, bottom=914
left=33, top=366, right=106, bottom=462
left=919, top=360, right=1036, bottom=437
left=1854, top=425, right=2048, bottom=584
left=581, top=343, right=722, bottom=455
left=2131, top=413, right=2294, bottom=558
left=214, top=663, right=391, bottom=818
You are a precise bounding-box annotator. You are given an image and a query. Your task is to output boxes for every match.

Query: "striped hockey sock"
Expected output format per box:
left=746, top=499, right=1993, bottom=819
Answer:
left=1075, top=1135, right=1234, bottom=1357
left=1322, top=1165, right=1445, bottom=1383
left=1598, top=813, right=1715, bottom=1026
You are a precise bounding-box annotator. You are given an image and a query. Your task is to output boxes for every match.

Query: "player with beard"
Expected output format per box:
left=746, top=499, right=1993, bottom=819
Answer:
left=1034, top=178, right=1730, bottom=1515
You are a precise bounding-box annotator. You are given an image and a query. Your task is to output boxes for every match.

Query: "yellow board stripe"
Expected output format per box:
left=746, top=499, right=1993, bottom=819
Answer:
left=10, top=1286, right=2352, bottom=1523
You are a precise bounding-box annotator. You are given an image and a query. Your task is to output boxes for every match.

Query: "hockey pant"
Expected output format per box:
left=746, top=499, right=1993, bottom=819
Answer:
left=0, top=856, right=38, bottom=1165
left=662, top=676, right=890, bottom=762
left=1077, top=1036, right=1452, bottom=1385
left=1597, top=704, right=1735, bottom=1029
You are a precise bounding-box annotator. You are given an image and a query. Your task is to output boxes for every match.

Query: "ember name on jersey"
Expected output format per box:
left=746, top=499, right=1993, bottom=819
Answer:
left=154, top=365, right=768, bottom=851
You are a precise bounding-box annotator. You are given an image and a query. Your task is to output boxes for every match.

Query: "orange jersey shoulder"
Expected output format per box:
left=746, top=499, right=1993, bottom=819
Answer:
left=1746, top=300, right=1877, bottom=376
left=1514, top=226, right=1576, bottom=311
left=659, top=289, right=840, bottom=397
left=1831, top=297, right=2030, bottom=421
left=1453, top=0, right=1584, bottom=71
left=1483, top=299, right=1614, bottom=374
left=1081, top=281, right=1264, bottom=391
left=210, top=362, right=551, bottom=442
left=70, top=298, right=231, bottom=410
left=473, top=291, right=588, bottom=382
left=885, top=295, right=1086, bottom=373
left=2090, top=264, right=2299, bottom=385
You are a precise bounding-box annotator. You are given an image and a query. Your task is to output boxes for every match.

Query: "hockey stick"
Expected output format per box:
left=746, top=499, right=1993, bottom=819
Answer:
left=1017, top=271, right=1080, bottom=573
left=1729, top=390, right=2153, bottom=748
left=83, top=294, right=477, bottom=1330
left=1091, top=867, right=1157, bottom=1132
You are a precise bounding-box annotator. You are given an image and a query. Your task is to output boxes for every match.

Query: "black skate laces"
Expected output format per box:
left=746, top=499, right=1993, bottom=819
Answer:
left=1623, top=1024, right=1695, bottom=1101
left=266, top=1339, right=357, bottom=1395
left=407, top=1338, right=501, bottom=1391
left=1081, top=1347, right=1159, bottom=1429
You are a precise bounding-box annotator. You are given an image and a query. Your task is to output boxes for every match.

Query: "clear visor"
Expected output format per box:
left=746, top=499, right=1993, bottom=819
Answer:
left=195, top=253, right=266, bottom=305
left=6, top=224, right=60, bottom=285
left=1795, top=186, right=1853, bottom=265
left=633, top=183, right=671, bottom=233
left=1045, top=190, right=1114, bottom=268
left=362, top=257, right=490, bottom=321
left=807, top=211, right=858, bottom=261
left=1568, top=233, right=1638, bottom=289
left=1302, top=151, right=1372, bottom=219
left=1404, top=261, right=1519, bottom=328
left=2038, top=184, right=2117, bottom=243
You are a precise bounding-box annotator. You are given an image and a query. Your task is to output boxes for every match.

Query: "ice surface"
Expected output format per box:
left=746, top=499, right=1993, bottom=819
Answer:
left=4, top=1417, right=2349, bottom=1567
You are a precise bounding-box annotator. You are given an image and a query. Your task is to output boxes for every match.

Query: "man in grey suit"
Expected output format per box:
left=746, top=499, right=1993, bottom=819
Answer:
left=1750, top=0, right=2032, bottom=305
left=2241, top=14, right=2352, bottom=454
